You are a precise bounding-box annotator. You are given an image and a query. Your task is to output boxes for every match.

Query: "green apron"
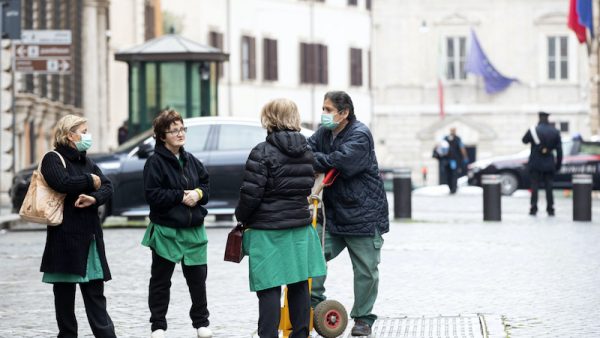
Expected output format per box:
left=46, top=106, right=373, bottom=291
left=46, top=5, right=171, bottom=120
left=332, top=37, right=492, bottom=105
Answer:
left=42, top=239, right=104, bottom=283
left=243, top=224, right=326, bottom=292
left=141, top=222, right=208, bottom=265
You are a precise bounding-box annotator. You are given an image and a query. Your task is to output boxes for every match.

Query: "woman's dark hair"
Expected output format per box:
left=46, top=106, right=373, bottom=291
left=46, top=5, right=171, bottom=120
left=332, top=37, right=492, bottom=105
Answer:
left=324, top=91, right=356, bottom=122
left=153, top=109, right=184, bottom=145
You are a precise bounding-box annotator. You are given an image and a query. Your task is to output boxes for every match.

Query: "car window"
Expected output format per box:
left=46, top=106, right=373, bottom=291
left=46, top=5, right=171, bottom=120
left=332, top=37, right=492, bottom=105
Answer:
left=185, top=124, right=211, bottom=153
left=580, top=142, right=600, bottom=155
left=217, top=124, right=266, bottom=150
left=562, top=141, right=573, bottom=156
left=114, top=129, right=153, bottom=154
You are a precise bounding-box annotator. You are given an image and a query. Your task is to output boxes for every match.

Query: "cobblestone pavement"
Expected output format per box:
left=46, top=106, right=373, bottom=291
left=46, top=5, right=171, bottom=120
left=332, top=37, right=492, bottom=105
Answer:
left=1, top=191, right=599, bottom=337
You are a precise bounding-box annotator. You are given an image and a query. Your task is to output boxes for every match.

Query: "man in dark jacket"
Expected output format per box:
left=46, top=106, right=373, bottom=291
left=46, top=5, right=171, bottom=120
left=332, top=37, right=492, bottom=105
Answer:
left=442, top=127, right=468, bottom=194
left=522, top=111, right=562, bottom=216
left=308, top=91, right=389, bottom=336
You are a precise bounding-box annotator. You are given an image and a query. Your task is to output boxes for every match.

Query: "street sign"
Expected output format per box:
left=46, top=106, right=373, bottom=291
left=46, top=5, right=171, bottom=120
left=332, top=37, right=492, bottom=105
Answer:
left=20, top=29, right=71, bottom=44
left=1, top=0, right=21, bottom=40
left=14, top=44, right=71, bottom=58
left=13, top=29, right=71, bottom=74
left=15, top=59, right=70, bottom=73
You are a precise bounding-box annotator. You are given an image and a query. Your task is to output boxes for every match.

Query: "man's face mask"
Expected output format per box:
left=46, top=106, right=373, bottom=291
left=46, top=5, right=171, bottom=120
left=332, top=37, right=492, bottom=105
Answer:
left=321, top=113, right=340, bottom=130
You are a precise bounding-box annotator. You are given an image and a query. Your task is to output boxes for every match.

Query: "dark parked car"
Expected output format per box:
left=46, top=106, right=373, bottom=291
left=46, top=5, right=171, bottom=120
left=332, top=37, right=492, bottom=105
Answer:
left=9, top=117, right=313, bottom=222
left=467, top=139, right=600, bottom=195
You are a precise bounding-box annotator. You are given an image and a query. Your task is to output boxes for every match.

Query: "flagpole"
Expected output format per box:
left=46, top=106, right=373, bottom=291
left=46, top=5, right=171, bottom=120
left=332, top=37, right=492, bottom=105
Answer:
left=437, top=32, right=445, bottom=120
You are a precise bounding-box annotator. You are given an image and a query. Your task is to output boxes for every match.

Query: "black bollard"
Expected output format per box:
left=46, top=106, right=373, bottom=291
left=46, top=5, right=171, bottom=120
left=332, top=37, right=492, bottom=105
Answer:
left=393, top=168, right=411, bottom=219
left=572, top=174, right=592, bottom=222
left=482, top=174, right=501, bottom=221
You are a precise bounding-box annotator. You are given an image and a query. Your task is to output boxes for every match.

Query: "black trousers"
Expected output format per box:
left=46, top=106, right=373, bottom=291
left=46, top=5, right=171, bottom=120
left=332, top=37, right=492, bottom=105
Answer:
left=53, top=280, right=116, bottom=338
left=148, top=250, right=209, bottom=331
left=256, top=280, right=310, bottom=338
left=530, top=171, right=554, bottom=212
left=444, top=163, right=458, bottom=194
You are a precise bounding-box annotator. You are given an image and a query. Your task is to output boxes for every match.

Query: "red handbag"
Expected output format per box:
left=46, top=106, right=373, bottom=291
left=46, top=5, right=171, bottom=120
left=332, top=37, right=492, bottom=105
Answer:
left=224, top=222, right=244, bottom=263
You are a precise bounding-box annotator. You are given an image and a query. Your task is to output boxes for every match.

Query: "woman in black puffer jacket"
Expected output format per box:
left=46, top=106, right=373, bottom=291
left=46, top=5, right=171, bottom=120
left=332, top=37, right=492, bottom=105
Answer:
left=235, top=98, right=326, bottom=338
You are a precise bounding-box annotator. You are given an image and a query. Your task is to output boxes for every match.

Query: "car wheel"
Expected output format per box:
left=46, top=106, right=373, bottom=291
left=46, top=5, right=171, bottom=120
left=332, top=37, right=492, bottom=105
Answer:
left=98, top=204, right=108, bottom=224
left=499, top=172, right=518, bottom=196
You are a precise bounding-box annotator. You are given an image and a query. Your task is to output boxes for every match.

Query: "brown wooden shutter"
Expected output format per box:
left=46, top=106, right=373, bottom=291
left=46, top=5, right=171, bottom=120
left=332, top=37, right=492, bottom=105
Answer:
left=300, top=43, right=307, bottom=83
left=271, top=39, right=278, bottom=81
left=350, top=48, right=363, bottom=86
left=320, top=44, right=328, bottom=84
left=209, top=31, right=224, bottom=78
left=309, top=44, right=316, bottom=83
left=263, top=38, right=269, bottom=80
left=249, top=37, right=256, bottom=79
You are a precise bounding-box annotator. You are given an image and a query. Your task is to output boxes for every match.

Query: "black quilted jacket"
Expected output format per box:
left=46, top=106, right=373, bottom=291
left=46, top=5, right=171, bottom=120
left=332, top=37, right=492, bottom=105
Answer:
left=235, top=130, right=315, bottom=230
left=307, top=120, right=389, bottom=236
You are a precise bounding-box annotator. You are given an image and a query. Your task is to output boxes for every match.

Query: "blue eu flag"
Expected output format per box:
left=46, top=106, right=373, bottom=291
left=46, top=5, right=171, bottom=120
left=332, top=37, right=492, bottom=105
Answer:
left=465, top=30, right=517, bottom=94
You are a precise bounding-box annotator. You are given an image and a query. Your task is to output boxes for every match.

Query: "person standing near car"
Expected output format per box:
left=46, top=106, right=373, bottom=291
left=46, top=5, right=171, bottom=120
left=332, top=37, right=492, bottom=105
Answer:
left=142, top=109, right=212, bottom=338
left=235, top=98, right=326, bottom=338
left=522, top=111, right=562, bottom=216
left=308, top=91, right=388, bottom=336
left=40, top=114, right=117, bottom=338
left=442, top=127, right=469, bottom=194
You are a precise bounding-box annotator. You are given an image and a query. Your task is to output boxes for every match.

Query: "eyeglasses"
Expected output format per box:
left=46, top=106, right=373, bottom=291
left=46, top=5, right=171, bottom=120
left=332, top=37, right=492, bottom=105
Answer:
left=165, top=127, right=187, bottom=135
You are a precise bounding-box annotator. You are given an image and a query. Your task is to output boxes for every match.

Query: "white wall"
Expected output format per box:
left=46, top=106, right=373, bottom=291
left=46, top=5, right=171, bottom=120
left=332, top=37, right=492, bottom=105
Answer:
left=108, top=0, right=146, bottom=150
left=161, top=0, right=373, bottom=127
left=372, top=0, right=590, bottom=183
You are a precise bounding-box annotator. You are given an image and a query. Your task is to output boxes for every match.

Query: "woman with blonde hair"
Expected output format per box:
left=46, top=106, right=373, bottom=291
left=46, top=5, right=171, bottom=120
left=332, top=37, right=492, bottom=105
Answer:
left=236, top=98, right=326, bottom=337
left=40, top=114, right=116, bottom=337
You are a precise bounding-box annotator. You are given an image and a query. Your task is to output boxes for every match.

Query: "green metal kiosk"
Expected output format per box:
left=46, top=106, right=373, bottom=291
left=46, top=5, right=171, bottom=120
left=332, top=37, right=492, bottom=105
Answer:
left=115, top=34, right=229, bottom=136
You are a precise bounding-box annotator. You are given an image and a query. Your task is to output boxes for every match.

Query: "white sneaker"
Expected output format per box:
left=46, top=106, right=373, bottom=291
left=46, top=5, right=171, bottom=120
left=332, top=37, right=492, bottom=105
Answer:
left=150, top=329, right=165, bottom=338
left=197, top=326, right=213, bottom=338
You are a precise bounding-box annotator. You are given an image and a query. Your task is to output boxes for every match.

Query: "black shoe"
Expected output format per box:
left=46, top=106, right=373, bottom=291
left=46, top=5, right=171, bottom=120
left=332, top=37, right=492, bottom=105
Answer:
left=529, top=208, right=537, bottom=216
left=351, top=320, right=372, bottom=336
left=547, top=209, right=555, bottom=216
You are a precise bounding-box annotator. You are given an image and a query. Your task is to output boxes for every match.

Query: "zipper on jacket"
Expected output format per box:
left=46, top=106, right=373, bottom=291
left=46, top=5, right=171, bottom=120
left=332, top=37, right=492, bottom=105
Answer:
left=181, top=165, right=193, bottom=227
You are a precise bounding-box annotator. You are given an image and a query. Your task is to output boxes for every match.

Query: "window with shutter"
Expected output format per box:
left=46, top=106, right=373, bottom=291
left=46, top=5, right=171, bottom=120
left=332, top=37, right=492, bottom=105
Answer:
left=300, top=43, right=328, bottom=84
left=263, top=38, right=278, bottom=81
left=350, top=48, right=363, bottom=86
left=209, top=31, right=224, bottom=78
left=241, top=36, right=256, bottom=81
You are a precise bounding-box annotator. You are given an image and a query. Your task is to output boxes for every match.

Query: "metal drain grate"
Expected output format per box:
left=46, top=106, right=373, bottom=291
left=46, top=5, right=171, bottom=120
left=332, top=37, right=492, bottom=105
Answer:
left=315, top=314, right=486, bottom=338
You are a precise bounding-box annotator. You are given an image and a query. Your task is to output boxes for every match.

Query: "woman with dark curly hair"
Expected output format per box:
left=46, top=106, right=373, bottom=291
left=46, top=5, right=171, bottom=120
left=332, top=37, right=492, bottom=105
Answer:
left=142, top=109, right=212, bottom=338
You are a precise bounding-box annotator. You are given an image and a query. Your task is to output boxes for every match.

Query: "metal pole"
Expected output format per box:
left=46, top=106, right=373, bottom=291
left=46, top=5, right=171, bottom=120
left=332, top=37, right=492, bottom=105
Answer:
left=572, top=174, right=592, bottom=222
left=482, top=174, right=501, bottom=221
left=0, top=3, right=3, bottom=213
left=393, top=168, right=411, bottom=219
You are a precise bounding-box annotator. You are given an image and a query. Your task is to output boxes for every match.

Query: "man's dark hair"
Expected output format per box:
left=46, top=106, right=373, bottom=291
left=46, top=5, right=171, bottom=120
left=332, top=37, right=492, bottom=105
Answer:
left=324, top=91, right=356, bottom=122
left=153, top=108, right=184, bottom=146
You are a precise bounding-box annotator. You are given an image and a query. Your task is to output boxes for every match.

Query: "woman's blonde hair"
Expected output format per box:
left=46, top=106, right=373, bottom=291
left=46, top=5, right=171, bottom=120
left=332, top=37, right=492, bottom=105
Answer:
left=53, top=114, right=87, bottom=147
left=260, top=98, right=301, bottom=133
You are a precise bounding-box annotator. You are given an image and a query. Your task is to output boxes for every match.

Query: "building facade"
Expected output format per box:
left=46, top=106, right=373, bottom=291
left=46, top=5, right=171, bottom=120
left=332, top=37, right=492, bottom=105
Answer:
left=371, top=0, right=591, bottom=184
left=160, top=0, right=373, bottom=127
left=0, top=0, right=112, bottom=204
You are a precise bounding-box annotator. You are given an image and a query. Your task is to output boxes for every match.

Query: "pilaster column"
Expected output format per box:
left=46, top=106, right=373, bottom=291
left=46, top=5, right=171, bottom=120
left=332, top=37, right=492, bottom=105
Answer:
left=82, top=0, right=100, bottom=150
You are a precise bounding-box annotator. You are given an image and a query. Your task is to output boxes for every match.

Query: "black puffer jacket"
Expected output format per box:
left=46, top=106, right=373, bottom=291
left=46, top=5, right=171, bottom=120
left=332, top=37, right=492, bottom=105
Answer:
left=143, top=143, right=210, bottom=228
left=40, top=145, right=113, bottom=279
left=235, top=130, right=315, bottom=230
left=307, top=120, right=389, bottom=236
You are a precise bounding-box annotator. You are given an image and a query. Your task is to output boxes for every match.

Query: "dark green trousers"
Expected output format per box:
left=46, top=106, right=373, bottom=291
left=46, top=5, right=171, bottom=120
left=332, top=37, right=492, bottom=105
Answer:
left=311, top=226, right=383, bottom=326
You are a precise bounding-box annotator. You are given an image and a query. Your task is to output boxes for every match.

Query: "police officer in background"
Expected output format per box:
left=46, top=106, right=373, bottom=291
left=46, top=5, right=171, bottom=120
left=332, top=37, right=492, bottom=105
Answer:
left=522, top=111, right=562, bottom=216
